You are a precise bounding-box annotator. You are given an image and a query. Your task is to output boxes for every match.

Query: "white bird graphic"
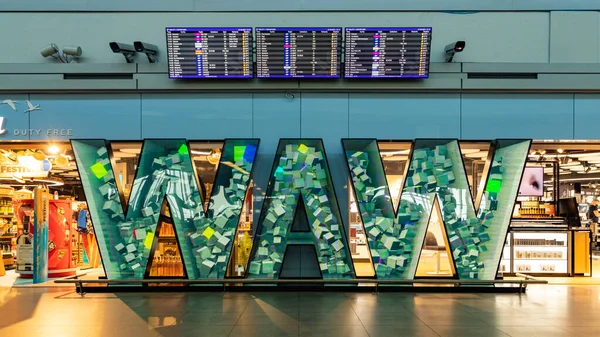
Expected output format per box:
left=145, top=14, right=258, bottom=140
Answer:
left=24, top=100, right=41, bottom=113
left=0, top=100, right=18, bottom=111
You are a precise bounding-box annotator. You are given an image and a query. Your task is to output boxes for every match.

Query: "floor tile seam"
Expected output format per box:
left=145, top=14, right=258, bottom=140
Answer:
left=347, top=292, right=371, bottom=337
left=420, top=324, right=443, bottom=337
left=428, top=325, right=510, bottom=336
left=230, top=292, right=252, bottom=336
left=495, top=325, right=571, bottom=335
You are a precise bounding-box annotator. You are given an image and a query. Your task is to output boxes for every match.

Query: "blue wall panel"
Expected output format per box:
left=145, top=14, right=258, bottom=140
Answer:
left=300, top=93, right=350, bottom=227
left=251, top=93, right=301, bottom=225
left=0, top=94, right=30, bottom=141
left=29, top=94, right=141, bottom=140
left=461, top=94, right=574, bottom=140
left=348, top=93, right=461, bottom=139
left=141, top=94, right=253, bottom=139
left=550, top=11, right=599, bottom=63
left=574, top=94, right=600, bottom=139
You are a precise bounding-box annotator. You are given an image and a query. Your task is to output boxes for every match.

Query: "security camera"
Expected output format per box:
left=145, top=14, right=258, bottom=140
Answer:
left=63, top=46, right=82, bottom=57
left=40, top=43, right=82, bottom=63
left=134, top=41, right=158, bottom=63
left=109, top=42, right=136, bottom=63
left=40, top=44, right=60, bottom=58
left=444, top=41, right=466, bottom=63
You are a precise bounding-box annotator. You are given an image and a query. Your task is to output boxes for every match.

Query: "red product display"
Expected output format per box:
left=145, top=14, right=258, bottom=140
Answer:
left=14, top=199, right=76, bottom=278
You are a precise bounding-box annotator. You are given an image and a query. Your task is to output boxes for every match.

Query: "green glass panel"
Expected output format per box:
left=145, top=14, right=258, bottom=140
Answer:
left=475, top=140, right=531, bottom=280
left=485, top=179, right=502, bottom=193
left=248, top=139, right=354, bottom=280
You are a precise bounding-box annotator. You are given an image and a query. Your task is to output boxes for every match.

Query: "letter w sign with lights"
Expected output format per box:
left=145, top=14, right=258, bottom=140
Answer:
left=73, top=138, right=530, bottom=282
left=72, top=139, right=259, bottom=280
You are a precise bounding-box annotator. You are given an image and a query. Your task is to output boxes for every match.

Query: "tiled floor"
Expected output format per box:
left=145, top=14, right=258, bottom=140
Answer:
left=0, top=285, right=599, bottom=337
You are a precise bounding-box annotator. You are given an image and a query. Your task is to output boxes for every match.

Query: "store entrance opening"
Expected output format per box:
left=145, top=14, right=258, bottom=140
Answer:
left=146, top=203, right=186, bottom=278
left=415, top=199, right=456, bottom=278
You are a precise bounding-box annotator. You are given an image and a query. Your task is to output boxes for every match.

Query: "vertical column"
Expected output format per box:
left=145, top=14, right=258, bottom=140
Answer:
left=223, top=32, right=229, bottom=76
left=311, top=31, right=317, bottom=75
left=330, top=32, right=336, bottom=77
left=284, top=32, right=291, bottom=77
left=195, top=32, right=203, bottom=77
left=371, top=32, right=380, bottom=77
left=242, top=31, right=249, bottom=76
left=419, top=30, right=430, bottom=77
left=33, top=186, right=49, bottom=284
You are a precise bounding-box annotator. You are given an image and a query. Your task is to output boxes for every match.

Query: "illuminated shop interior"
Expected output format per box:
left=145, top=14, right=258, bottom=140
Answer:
left=0, top=139, right=597, bottom=281
left=348, top=140, right=597, bottom=278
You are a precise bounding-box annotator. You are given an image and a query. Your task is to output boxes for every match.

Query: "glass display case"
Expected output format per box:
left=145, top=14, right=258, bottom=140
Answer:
left=512, top=231, right=568, bottom=274
left=501, top=220, right=592, bottom=276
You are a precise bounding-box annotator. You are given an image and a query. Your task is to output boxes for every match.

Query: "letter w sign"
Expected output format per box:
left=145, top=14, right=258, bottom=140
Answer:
left=342, top=139, right=530, bottom=280
left=72, top=139, right=259, bottom=280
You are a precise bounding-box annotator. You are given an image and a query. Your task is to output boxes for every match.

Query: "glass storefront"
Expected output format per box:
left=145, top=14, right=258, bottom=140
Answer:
left=0, top=138, right=597, bottom=284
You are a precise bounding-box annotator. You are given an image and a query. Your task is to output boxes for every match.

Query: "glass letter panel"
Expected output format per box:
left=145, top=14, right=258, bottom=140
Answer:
left=248, top=139, right=355, bottom=280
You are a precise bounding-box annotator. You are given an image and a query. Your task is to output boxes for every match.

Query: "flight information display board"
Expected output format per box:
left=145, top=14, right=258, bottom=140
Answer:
left=256, top=27, right=341, bottom=78
left=166, top=27, right=253, bottom=79
left=344, top=27, right=432, bottom=79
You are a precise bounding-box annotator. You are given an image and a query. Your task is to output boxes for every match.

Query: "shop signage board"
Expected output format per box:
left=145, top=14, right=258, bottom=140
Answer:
left=0, top=115, right=72, bottom=138
left=72, top=138, right=530, bottom=282
left=0, top=162, right=51, bottom=178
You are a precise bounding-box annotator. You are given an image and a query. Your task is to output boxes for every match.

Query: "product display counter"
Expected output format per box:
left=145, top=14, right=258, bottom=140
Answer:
left=15, top=199, right=77, bottom=279
left=500, top=219, right=592, bottom=276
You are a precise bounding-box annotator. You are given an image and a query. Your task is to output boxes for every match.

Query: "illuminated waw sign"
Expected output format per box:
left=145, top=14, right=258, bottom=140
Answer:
left=73, top=138, right=529, bottom=282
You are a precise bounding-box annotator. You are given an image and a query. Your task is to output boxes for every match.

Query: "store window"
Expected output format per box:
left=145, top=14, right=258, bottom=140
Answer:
left=502, top=141, right=600, bottom=277
left=0, top=142, right=97, bottom=278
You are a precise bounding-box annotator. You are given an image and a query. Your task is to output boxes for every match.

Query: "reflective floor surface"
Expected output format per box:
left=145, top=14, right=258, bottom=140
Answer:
left=0, top=285, right=599, bottom=337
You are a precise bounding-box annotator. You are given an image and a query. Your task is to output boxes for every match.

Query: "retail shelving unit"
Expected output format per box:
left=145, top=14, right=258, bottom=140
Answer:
left=500, top=219, right=592, bottom=276
left=0, top=186, right=15, bottom=270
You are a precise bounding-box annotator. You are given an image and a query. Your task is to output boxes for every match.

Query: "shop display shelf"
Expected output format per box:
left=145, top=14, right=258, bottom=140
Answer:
left=514, top=258, right=566, bottom=261
left=514, top=245, right=566, bottom=248
left=158, top=237, right=177, bottom=242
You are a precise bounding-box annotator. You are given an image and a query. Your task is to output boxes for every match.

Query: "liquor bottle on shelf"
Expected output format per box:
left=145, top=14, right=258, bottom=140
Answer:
left=16, top=223, right=33, bottom=272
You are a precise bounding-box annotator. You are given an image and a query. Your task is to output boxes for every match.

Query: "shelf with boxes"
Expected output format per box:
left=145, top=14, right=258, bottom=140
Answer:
left=500, top=222, right=591, bottom=276
left=512, top=231, right=568, bottom=274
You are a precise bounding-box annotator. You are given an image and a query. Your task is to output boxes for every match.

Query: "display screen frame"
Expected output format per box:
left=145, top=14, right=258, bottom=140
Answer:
left=255, top=27, right=343, bottom=79
left=343, top=27, right=432, bottom=79
left=165, top=27, right=254, bottom=79
left=518, top=166, right=545, bottom=197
